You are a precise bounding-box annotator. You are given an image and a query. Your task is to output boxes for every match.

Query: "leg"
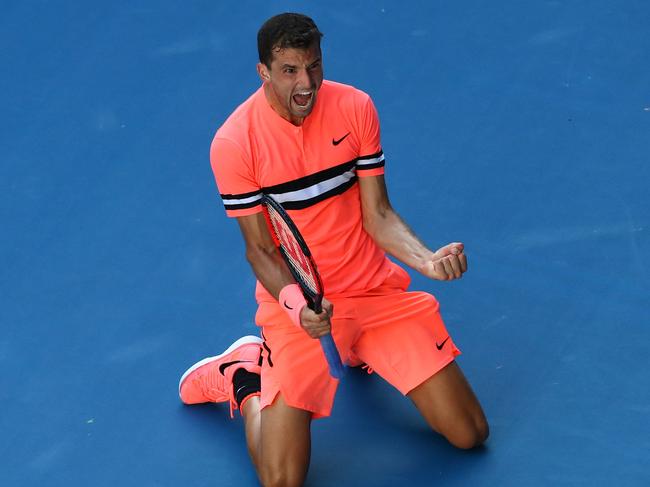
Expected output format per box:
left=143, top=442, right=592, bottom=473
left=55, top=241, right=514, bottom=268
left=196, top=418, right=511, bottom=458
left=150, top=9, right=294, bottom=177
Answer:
left=408, top=361, right=489, bottom=449
left=240, top=395, right=263, bottom=472
left=349, top=287, right=488, bottom=450
left=242, top=394, right=312, bottom=487
left=178, top=334, right=313, bottom=487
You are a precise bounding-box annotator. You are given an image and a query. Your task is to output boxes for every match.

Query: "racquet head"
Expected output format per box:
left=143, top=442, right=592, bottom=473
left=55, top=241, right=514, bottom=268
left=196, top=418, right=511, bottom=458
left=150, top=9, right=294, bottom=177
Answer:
left=261, top=194, right=324, bottom=313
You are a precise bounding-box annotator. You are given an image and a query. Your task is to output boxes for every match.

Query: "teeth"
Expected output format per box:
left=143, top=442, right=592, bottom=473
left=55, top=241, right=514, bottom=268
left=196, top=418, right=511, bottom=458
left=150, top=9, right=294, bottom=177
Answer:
left=296, top=91, right=312, bottom=96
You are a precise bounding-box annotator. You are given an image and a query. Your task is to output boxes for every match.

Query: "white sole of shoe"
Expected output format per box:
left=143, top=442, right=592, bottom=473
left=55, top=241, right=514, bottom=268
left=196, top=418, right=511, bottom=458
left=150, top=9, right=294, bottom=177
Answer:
left=178, top=335, right=263, bottom=399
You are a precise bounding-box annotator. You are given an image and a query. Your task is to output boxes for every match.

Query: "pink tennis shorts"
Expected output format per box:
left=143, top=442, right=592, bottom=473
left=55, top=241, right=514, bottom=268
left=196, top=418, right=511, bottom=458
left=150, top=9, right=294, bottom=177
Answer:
left=255, top=264, right=461, bottom=418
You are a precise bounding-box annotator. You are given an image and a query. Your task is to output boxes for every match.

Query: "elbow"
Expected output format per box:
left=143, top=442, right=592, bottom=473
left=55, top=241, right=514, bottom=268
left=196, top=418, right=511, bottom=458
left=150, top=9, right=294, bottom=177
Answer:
left=244, top=248, right=256, bottom=266
left=362, top=212, right=377, bottom=239
left=362, top=217, right=378, bottom=240
left=362, top=205, right=391, bottom=239
left=245, top=241, right=276, bottom=267
left=244, top=246, right=261, bottom=267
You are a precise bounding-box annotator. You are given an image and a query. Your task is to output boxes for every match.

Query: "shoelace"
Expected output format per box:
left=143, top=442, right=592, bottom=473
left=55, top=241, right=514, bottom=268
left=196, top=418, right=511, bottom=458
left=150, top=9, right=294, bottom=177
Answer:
left=361, top=364, right=374, bottom=375
left=194, top=368, right=238, bottom=418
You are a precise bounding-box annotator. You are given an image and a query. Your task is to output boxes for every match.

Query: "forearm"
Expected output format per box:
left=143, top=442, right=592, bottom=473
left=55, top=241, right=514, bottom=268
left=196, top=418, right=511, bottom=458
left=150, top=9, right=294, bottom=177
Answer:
left=245, top=243, right=296, bottom=300
left=235, top=212, right=333, bottom=334
left=364, top=206, right=435, bottom=273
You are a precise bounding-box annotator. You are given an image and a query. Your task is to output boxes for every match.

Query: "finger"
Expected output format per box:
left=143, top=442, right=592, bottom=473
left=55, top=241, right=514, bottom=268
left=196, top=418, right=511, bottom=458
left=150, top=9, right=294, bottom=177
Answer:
left=458, top=252, right=468, bottom=273
left=438, top=242, right=464, bottom=257
left=436, top=245, right=453, bottom=257
left=306, top=328, right=323, bottom=339
left=448, top=255, right=462, bottom=278
left=322, top=302, right=334, bottom=318
left=442, top=258, right=454, bottom=280
left=435, top=261, right=450, bottom=280
left=303, top=316, right=328, bottom=330
left=316, top=311, right=331, bottom=324
left=304, top=312, right=331, bottom=327
left=315, top=326, right=332, bottom=338
left=299, top=307, right=313, bottom=325
left=306, top=306, right=329, bottom=322
left=305, top=322, right=331, bottom=338
left=430, top=261, right=443, bottom=280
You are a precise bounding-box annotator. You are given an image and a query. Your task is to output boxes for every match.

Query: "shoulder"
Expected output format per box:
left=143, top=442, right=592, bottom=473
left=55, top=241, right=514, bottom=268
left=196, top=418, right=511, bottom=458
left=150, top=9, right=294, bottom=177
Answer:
left=320, top=80, right=372, bottom=109
left=212, top=87, right=263, bottom=150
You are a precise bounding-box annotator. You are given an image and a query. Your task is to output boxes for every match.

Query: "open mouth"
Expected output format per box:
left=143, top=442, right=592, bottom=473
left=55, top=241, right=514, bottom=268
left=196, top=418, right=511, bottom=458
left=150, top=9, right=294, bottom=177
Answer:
left=292, top=90, right=313, bottom=108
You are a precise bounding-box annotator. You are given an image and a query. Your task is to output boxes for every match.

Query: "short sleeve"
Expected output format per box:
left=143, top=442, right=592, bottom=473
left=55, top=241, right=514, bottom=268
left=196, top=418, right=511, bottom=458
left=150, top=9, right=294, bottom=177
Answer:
left=356, top=95, right=386, bottom=178
left=210, top=137, right=263, bottom=217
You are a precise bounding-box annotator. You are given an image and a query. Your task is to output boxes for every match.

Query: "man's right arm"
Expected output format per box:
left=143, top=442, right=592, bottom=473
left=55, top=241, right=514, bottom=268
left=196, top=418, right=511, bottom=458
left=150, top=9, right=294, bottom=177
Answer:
left=236, top=213, right=333, bottom=338
left=236, top=212, right=295, bottom=299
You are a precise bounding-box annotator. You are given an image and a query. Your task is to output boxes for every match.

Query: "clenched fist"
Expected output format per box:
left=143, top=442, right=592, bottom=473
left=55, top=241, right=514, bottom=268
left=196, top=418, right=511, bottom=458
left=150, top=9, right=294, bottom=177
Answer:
left=419, top=243, right=468, bottom=281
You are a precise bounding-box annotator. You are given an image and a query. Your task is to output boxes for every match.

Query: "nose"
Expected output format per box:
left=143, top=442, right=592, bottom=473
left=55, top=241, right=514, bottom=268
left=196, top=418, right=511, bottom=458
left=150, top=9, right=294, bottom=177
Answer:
left=297, top=67, right=312, bottom=88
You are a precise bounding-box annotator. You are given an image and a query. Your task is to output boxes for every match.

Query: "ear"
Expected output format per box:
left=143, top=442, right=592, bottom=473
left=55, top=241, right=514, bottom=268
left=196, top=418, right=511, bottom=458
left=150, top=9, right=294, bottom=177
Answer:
left=257, top=63, right=270, bottom=82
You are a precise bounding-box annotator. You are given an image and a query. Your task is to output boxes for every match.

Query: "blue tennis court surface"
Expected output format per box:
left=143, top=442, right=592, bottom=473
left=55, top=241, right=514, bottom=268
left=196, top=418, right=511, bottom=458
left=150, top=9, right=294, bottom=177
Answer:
left=2, top=1, right=649, bottom=485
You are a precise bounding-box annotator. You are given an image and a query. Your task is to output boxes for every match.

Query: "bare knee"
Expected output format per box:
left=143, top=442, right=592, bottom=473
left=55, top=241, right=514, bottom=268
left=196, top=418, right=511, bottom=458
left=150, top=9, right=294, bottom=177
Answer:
left=261, top=466, right=306, bottom=487
left=445, top=416, right=489, bottom=450
left=258, top=395, right=311, bottom=487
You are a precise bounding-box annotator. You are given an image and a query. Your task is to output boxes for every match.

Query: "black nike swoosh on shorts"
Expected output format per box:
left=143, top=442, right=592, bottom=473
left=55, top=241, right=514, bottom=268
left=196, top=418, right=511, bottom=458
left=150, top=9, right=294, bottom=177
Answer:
left=436, top=337, right=450, bottom=351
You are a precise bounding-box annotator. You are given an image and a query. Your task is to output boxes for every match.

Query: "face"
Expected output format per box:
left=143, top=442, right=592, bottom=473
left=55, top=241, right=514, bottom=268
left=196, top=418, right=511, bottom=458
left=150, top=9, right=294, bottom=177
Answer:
left=257, top=43, right=323, bottom=125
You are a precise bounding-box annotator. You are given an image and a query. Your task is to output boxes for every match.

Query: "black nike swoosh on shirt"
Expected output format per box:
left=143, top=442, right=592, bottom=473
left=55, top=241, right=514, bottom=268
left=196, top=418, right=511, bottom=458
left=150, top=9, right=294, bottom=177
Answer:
left=436, top=337, right=450, bottom=351
left=283, top=301, right=293, bottom=310
left=332, top=132, right=350, bottom=146
left=219, top=360, right=255, bottom=375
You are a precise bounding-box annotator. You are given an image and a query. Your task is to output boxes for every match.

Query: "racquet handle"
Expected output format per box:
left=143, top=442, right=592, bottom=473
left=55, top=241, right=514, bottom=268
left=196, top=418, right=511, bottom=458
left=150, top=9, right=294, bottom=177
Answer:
left=319, top=334, right=345, bottom=379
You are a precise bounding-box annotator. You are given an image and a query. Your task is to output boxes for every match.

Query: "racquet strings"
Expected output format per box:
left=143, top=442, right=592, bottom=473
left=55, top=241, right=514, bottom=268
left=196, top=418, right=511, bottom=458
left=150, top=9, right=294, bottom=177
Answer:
left=266, top=203, right=320, bottom=296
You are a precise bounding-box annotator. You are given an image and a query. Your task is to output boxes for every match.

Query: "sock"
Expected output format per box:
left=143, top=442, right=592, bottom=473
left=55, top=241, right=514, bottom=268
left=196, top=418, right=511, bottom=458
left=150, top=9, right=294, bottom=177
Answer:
left=233, top=368, right=261, bottom=407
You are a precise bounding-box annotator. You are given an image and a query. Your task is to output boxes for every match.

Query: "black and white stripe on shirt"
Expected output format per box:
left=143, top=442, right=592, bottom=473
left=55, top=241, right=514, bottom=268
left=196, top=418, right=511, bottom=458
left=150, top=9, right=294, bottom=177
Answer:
left=220, top=151, right=385, bottom=212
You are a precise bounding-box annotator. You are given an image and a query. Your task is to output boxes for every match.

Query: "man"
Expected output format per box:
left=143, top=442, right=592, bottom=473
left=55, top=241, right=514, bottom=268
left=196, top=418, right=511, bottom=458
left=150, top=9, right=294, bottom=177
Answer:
left=179, top=13, right=488, bottom=487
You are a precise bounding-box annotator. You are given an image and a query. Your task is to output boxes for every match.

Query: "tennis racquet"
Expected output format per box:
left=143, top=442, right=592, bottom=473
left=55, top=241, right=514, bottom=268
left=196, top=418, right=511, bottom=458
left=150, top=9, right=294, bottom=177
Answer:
left=261, top=194, right=345, bottom=379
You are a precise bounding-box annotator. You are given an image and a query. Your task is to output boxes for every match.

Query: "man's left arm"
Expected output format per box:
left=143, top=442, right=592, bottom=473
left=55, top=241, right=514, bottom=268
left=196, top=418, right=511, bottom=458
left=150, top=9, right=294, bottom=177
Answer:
left=358, top=175, right=467, bottom=281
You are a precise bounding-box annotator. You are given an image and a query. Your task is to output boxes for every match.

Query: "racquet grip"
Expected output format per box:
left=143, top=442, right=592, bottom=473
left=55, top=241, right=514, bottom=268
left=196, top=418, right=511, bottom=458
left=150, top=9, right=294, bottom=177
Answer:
left=319, top=334, right=345, bottom=379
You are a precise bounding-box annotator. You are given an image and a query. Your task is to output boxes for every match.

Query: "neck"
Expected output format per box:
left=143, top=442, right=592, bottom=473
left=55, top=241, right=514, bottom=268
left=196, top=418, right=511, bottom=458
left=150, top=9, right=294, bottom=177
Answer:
left=263, top=83, right=305, bottom=126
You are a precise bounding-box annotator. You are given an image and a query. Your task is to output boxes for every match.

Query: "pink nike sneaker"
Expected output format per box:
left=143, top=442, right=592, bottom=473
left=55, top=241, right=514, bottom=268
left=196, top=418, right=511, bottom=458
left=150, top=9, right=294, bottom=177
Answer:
left=178, top=335, right=262, bottom=414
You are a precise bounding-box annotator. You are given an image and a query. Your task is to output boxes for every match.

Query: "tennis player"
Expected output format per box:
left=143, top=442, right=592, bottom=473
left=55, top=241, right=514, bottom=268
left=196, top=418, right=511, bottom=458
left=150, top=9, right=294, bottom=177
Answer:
left=179, top=13, right=488, bottom=486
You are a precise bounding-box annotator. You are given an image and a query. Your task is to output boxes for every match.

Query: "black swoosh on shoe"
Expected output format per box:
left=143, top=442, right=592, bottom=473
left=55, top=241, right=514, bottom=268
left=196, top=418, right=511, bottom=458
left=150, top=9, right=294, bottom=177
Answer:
left=219, top=360, right=254, bottom=375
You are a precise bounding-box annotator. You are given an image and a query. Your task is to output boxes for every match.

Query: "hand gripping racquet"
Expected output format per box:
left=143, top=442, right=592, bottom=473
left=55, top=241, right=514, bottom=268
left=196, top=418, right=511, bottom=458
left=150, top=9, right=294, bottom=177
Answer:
left=261, top=194, right=345, bottom=379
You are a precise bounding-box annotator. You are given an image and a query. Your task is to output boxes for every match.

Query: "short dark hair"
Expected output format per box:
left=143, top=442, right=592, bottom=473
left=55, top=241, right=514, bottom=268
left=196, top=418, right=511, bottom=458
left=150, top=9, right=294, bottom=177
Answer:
left=257, top=13, right=323, bottom=67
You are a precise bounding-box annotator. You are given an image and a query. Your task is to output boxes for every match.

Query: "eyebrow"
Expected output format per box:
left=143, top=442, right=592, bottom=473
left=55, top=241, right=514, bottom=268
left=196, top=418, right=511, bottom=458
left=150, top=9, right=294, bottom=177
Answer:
left=280, top=57, right=321, bottom=69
